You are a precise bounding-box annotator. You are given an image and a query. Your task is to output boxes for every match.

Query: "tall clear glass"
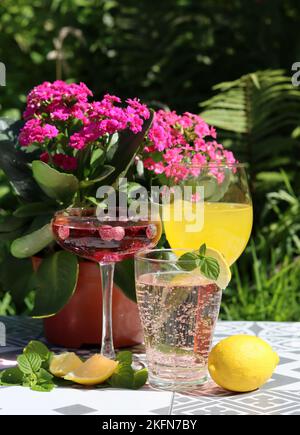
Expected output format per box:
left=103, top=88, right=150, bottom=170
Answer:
left=135, top=249, right=223, bottom=391
left=52, top=207, right=162, bottom=359
left=162, top=163, right=253, bottom=266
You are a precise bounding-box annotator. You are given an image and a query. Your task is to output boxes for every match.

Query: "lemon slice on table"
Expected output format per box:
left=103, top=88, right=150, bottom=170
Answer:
left=64, top=354, right=118, bottom=386
left=49, top=352, right=83, bottom=378
left=204, top=247, right=231, bottom=290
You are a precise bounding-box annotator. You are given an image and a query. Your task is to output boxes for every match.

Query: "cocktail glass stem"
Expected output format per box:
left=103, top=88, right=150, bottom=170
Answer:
left=99, top=262, right=116, bottom=359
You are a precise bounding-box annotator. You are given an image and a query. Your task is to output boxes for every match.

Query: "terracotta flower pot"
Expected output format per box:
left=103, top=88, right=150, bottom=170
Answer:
left=33, top=258, right=143, bottom=349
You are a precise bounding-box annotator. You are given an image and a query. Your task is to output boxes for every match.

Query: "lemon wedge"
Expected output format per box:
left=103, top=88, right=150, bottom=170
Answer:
left=49, top=352, right=83, bottom=378
left=64, top=354, right=118, bottom=386
left=203, top=247, right=231, bottom=289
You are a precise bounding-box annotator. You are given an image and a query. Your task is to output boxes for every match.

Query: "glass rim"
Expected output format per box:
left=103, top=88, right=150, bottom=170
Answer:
left=171, top=162, right=247, bottom=169
left=54, top=206, right=130, bottom=215
left=135, top=248, right=198, bottom=264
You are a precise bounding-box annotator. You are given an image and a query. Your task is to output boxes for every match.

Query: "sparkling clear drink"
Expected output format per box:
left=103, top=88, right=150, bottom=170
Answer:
left=136, top=271, right=222, bottom=390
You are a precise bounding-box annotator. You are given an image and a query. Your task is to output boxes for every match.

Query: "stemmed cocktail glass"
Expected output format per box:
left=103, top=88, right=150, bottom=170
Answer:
left=52, top=207, right=162, bottom=359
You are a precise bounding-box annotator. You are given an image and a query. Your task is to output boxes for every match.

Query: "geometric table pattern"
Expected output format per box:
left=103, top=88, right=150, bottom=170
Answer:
left=1, top=317, right=300, bottom=415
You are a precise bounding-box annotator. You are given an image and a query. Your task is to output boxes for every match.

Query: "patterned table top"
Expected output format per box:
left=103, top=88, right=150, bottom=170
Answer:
left=0, top=317, right=300, bottom=415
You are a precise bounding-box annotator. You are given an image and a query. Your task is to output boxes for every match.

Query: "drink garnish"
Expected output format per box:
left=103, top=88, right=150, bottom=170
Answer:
left=0, top=340, right=148, bottom=391
left=177, top=244, right=232, bottom=289
left=177, top=244, right=220, bottom=281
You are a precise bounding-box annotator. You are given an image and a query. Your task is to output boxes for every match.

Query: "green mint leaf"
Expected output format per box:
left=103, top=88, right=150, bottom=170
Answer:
left=133, top=369, right=148, bottom=390
left=22, top=373, right=38, bottom=389
left=37, top=368, right=54, bottom=384
left=24, top=341, right=51, bottom=363
left=0, top=367, right=24, bottom=386
left=200, top=257, right=220, bottom=281
left=177, top=252, right=199, bottom=271
left=17, top=353, right=42, bottom=375
left=30, top=383, right=55, bottom=392
left=41, top=353, right=54, bottom=371
left=109, top=363, right=134, bottom=389
left=199, top=244, right=207, bottom=257
left=116, top=351, right=133, bottom=365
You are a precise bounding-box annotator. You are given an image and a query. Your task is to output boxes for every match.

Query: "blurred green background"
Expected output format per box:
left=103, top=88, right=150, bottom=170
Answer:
left=0, top=0, right=300, bottom=320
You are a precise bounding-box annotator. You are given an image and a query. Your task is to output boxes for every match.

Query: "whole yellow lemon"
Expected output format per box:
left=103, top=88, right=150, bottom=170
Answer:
left=208, top=335, right=280, bottom=393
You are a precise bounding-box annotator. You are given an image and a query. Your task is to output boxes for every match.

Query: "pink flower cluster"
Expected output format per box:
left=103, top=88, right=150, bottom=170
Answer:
left=40, top=152, right=78, bottom=172
left=24, top=80, right=92, bottom=122
left=143, top=110, right=237, bottom=182
left=19, top=119, right=59, bottom=147
left=69, top=95, right=150, bottom=150
left=19, top=81, right=150, bottom=173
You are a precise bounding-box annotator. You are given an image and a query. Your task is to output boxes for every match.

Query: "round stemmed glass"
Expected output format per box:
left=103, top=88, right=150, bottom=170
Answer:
left=162, top=163, right=253, bottom=266
left=52, top=207, right=162, bottom=359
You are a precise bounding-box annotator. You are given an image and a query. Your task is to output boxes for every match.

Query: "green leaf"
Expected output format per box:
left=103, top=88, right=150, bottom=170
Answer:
left=200, top=257, right=220, bottom=281
left=32, top=161, right=79, bottom=202
left=80, top=165, right=115, bottom=188
left=0, top=216, right=27, bottom=232
left=37, top=368, right=54, bottom=383
left=14, top=202, right=57, bottom=218
left=32, top=251, right=79, bottom=318
left=24, top=341, right=51, bottom=362
left=0, top=228, right=27, bottom=242
left=0, top=138, right=43, bottom=201
left=133, top=369, right=148, bottom=389
left=0, top=118, right=23, bottom=143
left=116, top=351, right=133, bottom=365
left=30, top=383, right=55, bottom=392
left=0, top=367, right=23, bottom=385
left=26, top=215, right=54, bottom=235
left=17, top=353, right=42, bottom=375
left=177, top=252, right=199, bottom=271
left=109, top=364, right=134, bottom=389
left=10, top=223, right=54, bottom=258
left=114, top=258, right=136, bottom=302
left=199, top=244, right=207, bottom=256
left=0, top=254, right=34, bottom=306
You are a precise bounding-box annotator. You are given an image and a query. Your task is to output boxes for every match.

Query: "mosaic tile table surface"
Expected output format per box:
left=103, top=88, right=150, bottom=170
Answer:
left=0, top=317, right=300, bottom=415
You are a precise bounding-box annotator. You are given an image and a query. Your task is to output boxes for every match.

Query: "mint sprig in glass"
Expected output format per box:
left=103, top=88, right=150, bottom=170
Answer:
left=177, top=244, right=220, bottom=281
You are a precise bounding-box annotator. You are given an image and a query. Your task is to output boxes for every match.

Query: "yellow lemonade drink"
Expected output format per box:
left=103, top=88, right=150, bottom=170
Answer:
left=163, top=201, right=253, bottom=265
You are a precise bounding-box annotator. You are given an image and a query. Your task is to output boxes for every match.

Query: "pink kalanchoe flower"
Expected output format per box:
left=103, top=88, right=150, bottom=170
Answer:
left=40, top=152, right=77, bottom=172
left=163, top=148, right=183, bottom=164
left=19, top=119, right=58, bottom=147
left=223, top=150, right=236, bottom=165
left=103, top=94, right=122, bottom=105
left=194, top=120, right=211, bottom=138
left=23, top=81, right=93, bottom=120
left=53, top=154, right=78, bottom=171
left=67, top=92, right=150, bottom=150
left=143, top=109, right=237, bottom=182
left=126, top=98, right=150, bottom=120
